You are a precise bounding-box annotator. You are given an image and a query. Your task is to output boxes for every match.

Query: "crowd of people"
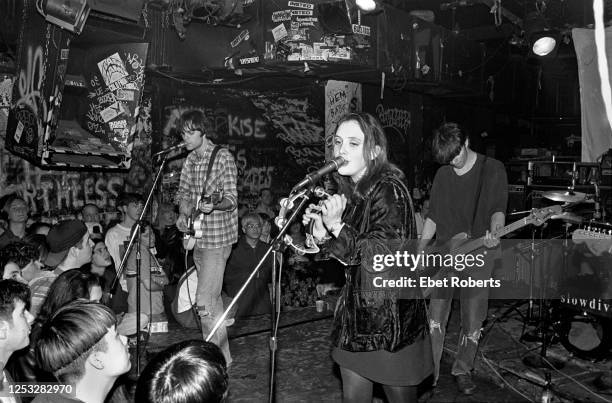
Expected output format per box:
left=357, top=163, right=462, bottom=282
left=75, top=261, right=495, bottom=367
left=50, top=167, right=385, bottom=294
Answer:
left=0, top=109, right=515, bottom=402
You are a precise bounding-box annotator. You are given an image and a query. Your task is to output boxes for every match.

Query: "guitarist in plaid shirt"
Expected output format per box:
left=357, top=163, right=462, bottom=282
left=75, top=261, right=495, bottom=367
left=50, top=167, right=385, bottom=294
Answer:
left=175, top=110, right=238, bottom=366
left=417, top=122, right=507, bottom=395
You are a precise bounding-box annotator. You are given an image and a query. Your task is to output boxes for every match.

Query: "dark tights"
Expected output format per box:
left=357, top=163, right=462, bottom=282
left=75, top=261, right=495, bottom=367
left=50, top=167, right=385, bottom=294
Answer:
left=340, top=367, right=418, bottom=403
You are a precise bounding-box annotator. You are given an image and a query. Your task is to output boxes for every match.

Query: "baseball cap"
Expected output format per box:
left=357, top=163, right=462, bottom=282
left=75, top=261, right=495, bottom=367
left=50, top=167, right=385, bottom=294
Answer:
left=45, top=220, right=88, bottom=267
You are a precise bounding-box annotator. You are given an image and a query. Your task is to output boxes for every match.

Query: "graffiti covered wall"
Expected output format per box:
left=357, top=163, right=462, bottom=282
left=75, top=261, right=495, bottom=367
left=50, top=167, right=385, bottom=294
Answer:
left=156, top=82, right=327, bottom=209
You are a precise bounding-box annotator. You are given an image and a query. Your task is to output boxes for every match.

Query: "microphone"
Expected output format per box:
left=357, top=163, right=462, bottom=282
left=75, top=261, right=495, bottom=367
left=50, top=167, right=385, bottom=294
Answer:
left=292, top=157, right=346, bottom=192
left=153, top=142, right=187, bottom=158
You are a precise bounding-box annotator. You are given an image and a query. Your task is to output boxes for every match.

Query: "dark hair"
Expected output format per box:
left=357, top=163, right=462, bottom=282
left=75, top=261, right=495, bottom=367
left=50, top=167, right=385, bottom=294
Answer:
left=116, top=192, right=144, bottom=208
left=432, top=122, right=469, bottom=164
left=0, top=241, right=39, bottom=274
left=1, top=194, right=26, bottom=214
left=178, top=110, right=207, bottom=135
left=81, top=203, right=99, bottom=213
left=135, top=339, right=228, bottom=403
left=332, top=112, right=403, bottom=198
left=27, top=221, right=51, bottom=236
left=36, top=301, right=116, bottom=383
left=35, top=269, right=101, bottom=326
left=0, top=279, right=30, bottom=322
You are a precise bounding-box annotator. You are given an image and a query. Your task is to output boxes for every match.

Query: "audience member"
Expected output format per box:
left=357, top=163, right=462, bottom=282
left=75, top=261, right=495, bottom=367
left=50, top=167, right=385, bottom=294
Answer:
left=0, top=195, right=29, bottom=249
left=123, top=226, right=168, bottom=325
left=105, top=192, right=144, bottom=291
left=81, top=241, right=128, bottom=313
left=135, top=339, right=228, bottom=403
left=81, top=204, right=104, bottom=242
left=0, top=279, right=34, bottom=402
left=34, top=302, right=131, bottom=403
left=29, top=220, right=92, bottom=318
left=0, top=241, right=40, bottom=284
left=253, top=188, right=277, bottom=220
left=223, top=213, right=272, bottom=318
left=6, top=269, right=103, bottom=386
left=21, top=234, right=51, bottom=284
left=153, top=202, right=186, bottom=283
left=258, top=213, right=274, bottom=244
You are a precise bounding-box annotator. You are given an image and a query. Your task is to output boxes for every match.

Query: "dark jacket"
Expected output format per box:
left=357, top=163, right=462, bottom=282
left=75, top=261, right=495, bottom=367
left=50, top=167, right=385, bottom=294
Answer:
left=328, top=169, right=428, bottom=352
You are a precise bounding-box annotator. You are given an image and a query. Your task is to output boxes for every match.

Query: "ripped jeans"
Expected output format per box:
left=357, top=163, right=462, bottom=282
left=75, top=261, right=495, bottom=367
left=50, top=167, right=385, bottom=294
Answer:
left=194, top=245, right=233, bottom=364
left=428, top=265, right=491, bottom=382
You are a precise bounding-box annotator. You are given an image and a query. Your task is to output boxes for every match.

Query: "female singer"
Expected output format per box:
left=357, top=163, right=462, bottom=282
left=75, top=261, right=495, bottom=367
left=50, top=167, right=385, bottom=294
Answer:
left=303, top=112, right=432, bottom=403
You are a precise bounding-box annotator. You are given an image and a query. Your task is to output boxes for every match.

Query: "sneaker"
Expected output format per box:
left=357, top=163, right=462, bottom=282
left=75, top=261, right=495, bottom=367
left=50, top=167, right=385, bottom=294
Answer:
left=455, top=374, right=476, bottom=395
left=224, top=318, right=235, bottom=327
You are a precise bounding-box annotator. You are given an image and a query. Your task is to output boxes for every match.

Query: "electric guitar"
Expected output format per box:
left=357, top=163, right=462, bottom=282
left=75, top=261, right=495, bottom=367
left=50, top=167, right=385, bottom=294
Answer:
left=420, top=205, right=562, bottom=280
left=572, top=226, right=612, bottom=256
left=182, top=189, right=223, bottom=251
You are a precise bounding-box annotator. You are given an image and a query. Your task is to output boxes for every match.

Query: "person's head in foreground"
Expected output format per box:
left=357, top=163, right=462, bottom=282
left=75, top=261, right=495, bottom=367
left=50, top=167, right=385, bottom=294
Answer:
left=0, top=279, right=33, bottom=367
left=135, top=339, right=228, bottom=403
left=35, top=301, right=131, bottom=403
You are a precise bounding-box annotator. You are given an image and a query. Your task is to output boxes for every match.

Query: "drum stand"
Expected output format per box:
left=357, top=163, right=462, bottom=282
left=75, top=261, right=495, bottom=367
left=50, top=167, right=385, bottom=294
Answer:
left=522, top=226, right=565, bottom=370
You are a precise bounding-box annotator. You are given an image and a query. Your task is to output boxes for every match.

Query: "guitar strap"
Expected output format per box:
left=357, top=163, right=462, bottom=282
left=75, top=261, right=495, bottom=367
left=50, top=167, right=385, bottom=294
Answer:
left=468, top=155, right=487, bottom=237
left=201, top=145, right=221, bottom=200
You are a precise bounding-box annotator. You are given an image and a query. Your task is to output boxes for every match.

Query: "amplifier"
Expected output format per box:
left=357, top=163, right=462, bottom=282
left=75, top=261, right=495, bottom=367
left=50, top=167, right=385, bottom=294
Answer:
left=507, top=184, right=526, bottom=214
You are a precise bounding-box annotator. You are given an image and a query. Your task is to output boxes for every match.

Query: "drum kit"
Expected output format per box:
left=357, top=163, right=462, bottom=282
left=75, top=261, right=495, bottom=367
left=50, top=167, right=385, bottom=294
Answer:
left=515, top=162, right=612, bottom=363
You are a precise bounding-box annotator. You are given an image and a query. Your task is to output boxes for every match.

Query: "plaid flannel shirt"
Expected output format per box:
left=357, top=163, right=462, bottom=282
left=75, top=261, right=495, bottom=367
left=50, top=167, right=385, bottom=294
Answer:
left=174, top=145, right=238, bottom=248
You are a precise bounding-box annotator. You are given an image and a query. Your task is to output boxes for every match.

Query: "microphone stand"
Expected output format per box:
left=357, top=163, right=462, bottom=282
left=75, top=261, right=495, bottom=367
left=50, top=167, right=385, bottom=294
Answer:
left=112, top=153, right=170, bottom=375
left=205, top=187, right=313, bottom=403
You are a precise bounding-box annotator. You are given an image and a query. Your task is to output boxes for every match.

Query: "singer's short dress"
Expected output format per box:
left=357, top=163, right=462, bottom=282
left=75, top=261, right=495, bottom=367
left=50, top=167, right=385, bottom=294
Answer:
left=325, top=169, right=433, bottom=386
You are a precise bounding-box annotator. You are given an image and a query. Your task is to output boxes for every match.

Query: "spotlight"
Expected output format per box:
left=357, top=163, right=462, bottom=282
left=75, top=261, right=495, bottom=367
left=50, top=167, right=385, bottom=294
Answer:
left=36, top=0, right=91, bottom=34
left=524, top=12, right=558, bottom=58
left=356, top=0, right=376, bottom=12
left=530, top=30, right=559, bottom=57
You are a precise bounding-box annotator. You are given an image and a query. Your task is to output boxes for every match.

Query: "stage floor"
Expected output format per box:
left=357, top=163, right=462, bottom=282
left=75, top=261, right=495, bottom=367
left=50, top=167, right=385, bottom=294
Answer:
left=132, top=301, right=612, bottom=402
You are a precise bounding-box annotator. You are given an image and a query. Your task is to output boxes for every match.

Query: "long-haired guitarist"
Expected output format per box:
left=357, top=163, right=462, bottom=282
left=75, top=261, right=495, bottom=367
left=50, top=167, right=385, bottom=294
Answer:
left=174, top=110, right=238, bottom=366
left=417, top=122, right=508, bottom=395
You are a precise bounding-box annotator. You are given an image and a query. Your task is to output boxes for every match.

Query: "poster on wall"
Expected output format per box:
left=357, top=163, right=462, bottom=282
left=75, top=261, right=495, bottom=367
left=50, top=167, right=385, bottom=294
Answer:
left=324, top=80, right=361, bottom=158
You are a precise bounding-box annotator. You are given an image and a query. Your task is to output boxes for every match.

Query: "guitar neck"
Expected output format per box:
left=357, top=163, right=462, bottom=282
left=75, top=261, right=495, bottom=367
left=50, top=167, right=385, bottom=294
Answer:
left=453, top=218, right=530, bottom=256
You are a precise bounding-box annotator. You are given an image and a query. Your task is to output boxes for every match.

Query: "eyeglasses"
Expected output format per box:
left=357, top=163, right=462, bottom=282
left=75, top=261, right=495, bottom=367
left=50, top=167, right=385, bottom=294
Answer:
left=245, top=223, right=261, bottom=229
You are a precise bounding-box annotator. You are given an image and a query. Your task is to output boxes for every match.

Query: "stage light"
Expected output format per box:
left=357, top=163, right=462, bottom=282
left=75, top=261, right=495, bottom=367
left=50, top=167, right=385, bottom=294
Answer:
left=356, top=0, right=376, bottom=12
left=524, top=12, right=558, bottom=58
left=36, top=0, right=91, bottom=34
left=532, top=34, right=557, bottom=56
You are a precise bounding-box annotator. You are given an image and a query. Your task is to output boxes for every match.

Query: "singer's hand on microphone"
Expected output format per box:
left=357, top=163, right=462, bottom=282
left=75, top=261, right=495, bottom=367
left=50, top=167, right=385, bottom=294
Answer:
left=302, top=204, right=328, bottom=240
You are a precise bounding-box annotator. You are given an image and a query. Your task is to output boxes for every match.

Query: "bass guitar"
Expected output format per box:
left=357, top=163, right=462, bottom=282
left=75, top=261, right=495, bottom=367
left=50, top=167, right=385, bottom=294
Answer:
left=420, top=205, right=562, bottom=284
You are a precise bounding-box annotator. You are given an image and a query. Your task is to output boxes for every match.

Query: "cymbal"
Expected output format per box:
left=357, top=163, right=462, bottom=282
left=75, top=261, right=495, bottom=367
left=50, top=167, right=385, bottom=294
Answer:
left=550, top=212, right=583, bottom=224
left=542, top=190, right=588, bottom=203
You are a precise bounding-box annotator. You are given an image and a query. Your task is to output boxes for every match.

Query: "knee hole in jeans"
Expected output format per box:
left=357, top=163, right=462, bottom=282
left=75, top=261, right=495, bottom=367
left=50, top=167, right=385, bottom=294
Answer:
left=429, top=319, right=442, bottom=334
